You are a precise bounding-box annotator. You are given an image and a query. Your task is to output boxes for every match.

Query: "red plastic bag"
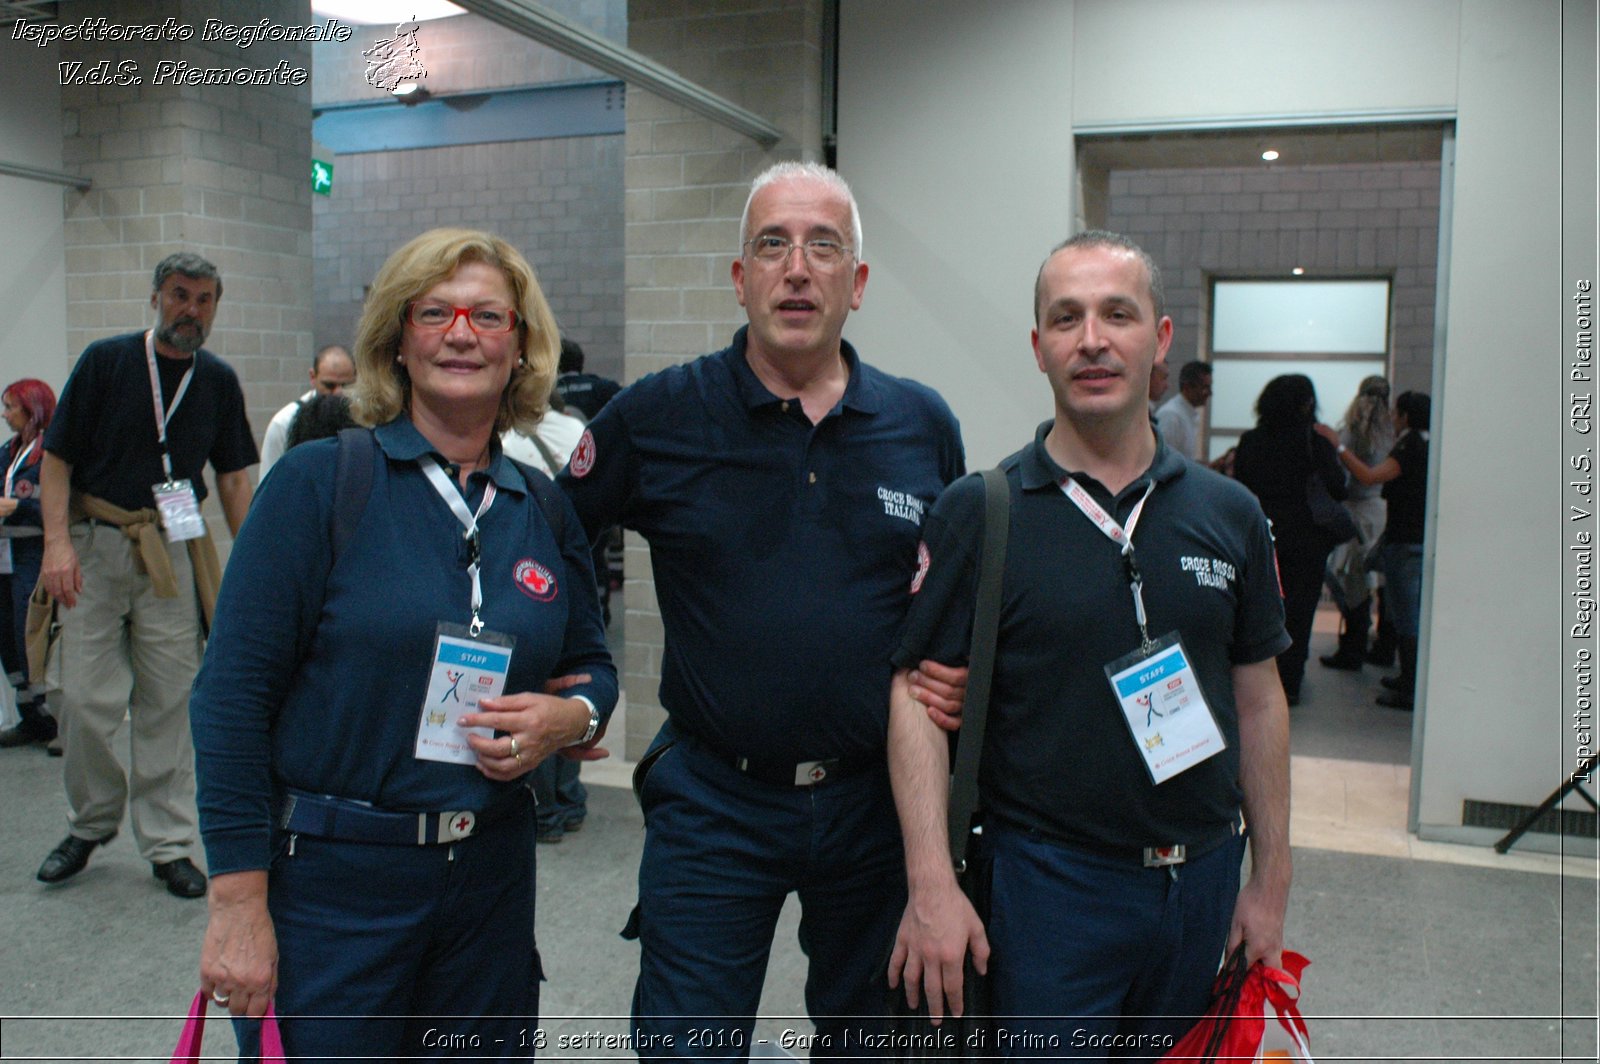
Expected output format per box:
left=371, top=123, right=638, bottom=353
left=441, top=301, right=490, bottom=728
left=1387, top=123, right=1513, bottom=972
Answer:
left=1162, top=949, right=1312, bottom=1062
left=170, top=989, right=286, bottom=1063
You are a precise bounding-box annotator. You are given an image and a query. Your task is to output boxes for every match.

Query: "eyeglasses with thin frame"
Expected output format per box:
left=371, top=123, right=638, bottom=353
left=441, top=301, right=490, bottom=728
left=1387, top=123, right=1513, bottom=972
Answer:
left=404, top=301, right=519, bottom=334
left=742, top=235, right=854, bottom=269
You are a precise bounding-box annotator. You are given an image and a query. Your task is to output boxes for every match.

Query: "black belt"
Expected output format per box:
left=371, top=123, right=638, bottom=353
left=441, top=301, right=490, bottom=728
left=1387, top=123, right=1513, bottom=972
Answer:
left=278, top=787, right=531, bottom=846
left=1012, top=817, right=1243, bottom=868
left=678, top=727, right=880, bottom=788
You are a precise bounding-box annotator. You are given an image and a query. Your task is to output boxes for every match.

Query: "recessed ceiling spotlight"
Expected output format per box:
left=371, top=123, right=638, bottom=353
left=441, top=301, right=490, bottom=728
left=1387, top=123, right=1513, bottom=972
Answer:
left=393, top=83, right=431, bottom=103
left=1261, top=149, right=1280, bottom=162
left=1291, top=267, right=1305, bottom=276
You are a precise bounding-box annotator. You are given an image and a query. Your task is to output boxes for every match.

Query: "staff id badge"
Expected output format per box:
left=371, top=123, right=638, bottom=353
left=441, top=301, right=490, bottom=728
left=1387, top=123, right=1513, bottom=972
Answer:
left=152, top=480, right=206, bottom=542
left=415, top=622, right=515, bottom=766
left=0, top=539, right=10, bottom=575
left=1104, top=633, right=1227, bottom=785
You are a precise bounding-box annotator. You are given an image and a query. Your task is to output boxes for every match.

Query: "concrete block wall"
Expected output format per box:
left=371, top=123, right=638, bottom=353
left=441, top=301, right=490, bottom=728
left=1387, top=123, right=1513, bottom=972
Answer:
left=58, top=0, right=315, bottom=456
left=309, top=6, right=627, bottom=380
left=621, top=0, right=825, bottom=757
left=310, top=135, right=624, bottom=378
left=1105, top=160, right=1442, bottom=400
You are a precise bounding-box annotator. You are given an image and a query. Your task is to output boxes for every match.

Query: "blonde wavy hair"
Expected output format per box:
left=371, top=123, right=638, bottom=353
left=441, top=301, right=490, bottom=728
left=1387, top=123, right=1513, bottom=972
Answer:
left=348, top=228, right=559, bottom=435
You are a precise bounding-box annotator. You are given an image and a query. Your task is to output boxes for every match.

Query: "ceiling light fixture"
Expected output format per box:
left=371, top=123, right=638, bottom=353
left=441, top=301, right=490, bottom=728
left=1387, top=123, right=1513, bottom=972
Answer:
left=1292, top=267, right=1305, bottom=276
left=1261, top=149, right=1280, bottom=162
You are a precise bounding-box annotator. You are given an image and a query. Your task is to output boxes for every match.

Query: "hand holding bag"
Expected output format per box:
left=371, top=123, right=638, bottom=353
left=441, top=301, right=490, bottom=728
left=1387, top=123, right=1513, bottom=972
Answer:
left=886, top=468, right=1009, bottom=1060
left=170, top=989, right=286, bottom=1064
left=1161, top=949, right=1313, bottom=1062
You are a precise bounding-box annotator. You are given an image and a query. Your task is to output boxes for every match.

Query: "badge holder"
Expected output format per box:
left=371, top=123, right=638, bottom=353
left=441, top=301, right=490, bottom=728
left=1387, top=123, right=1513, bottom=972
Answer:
left=415, top=622, right=516, bottom=766
left=152, top=480, right=206, bottom=543
left=1104, top=632, right=1227, bottom=785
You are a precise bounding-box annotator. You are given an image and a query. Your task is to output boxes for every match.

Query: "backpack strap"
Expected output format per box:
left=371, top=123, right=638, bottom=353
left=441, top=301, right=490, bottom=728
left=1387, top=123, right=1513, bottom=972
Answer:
left=331, top=427, right=377, bottom=562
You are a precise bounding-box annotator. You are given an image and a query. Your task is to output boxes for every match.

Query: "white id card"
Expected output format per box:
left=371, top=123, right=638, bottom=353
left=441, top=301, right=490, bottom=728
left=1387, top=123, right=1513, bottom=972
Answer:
left=0, top=539, right=11, bottom=575
left=415, top=622, right=515, bottom=766
left=151, top=480, right=206, bottom=542
left=1104, top=633, right=1226, bottom=785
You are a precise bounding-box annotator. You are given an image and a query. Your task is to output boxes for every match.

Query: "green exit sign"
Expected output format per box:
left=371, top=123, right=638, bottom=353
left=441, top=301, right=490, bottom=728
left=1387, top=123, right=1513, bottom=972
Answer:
left=311, top=158, right=333, bottom=196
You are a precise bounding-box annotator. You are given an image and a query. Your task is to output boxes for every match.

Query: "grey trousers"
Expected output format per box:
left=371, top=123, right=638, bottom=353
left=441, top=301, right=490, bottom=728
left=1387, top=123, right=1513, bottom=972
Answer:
left=57, top=523, right=200, bottom=863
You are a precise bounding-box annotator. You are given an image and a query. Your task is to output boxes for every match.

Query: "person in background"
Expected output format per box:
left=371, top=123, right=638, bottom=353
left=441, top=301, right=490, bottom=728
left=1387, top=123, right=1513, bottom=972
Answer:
left=284, top=393, right=358, bottom=451
left=0, top=379, right=58, bottom=750
left=1318, top=376, right=1392, bottom=672
left=1233, top=374, right=1347, bottom=706
left=553, top=337, right=620, bottom=422
left=258, top=346, right=357, bottom=477
left=191, top=228, right=616, bottom=1058
left=501, top=388, right=593, bottom=843
left=1318, top=391, right=1430, bottom=709
left=36, top=251, right=256, bottom=899
left=1155, top=360, right=1213, bottom=461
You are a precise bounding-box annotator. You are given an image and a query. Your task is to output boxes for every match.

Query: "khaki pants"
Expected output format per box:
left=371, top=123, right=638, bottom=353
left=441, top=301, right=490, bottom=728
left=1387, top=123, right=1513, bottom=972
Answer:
left=57, top=523, right=201, bottom=863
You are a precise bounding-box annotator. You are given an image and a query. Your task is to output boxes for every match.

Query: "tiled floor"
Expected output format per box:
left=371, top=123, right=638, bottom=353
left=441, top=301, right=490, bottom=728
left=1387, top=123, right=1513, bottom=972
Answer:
left=0, top=606, right=1594, bottom=1061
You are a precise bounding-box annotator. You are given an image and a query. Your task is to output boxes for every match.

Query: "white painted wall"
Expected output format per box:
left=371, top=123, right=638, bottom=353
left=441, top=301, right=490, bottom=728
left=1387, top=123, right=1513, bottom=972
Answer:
left=839, top=0, right=1577, bottom=845
left=0, top=43, right=69, bottom=394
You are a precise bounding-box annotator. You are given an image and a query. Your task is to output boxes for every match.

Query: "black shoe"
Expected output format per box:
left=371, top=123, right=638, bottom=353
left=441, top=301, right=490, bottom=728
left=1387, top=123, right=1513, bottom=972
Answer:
left=152, top=858, right=207, bottom=898
left=0, top=724, right=48, bottom=748
left=1318, top=650, right=1365, bottom=671
left=37, top=833, right=116, bottom=883
left=1380, top=674, right=1402, bottom=691
left=1376, top=689, right=1414, bottom=710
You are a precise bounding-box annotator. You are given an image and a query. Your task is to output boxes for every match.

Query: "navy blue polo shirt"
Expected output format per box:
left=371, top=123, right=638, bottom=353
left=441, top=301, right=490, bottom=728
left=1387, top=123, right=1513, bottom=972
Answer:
left=45, top=332, right=258, bottom=511
left=894, top=423, right=1289, bottom=850
left=559, top=326, right=964, bottom=763
left=192, top=416, right=618, bottom=875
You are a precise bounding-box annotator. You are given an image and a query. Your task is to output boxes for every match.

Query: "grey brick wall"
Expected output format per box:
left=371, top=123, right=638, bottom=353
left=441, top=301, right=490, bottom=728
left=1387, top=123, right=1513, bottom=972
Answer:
left=310, top=135, right=624, bottom=380
left=308, top=6, right=627, bottom=380
left=59, top=0, right=315, bottom=473
left=1105, top=160, right=1442, bottom=398
left=621, top=0, right=825, bottom=758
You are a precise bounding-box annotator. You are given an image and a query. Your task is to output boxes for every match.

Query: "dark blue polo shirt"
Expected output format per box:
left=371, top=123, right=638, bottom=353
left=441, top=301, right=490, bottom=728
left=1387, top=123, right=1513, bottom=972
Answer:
left=894, top=423, right=1289, bottom=849
left=192, top=416, right=617, bottom=875
left=559, top=326, right=964, bottom=763
left=45, top=332, right=258, bottom=510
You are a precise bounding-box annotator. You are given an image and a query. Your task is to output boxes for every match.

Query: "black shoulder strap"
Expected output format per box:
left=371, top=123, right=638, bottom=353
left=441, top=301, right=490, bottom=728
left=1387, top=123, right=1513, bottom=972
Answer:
left=503, top=456, right=570, bottom=543
left=946, top=467, right=1010, bottom=870
left=331, top=427, right=377, bottom=562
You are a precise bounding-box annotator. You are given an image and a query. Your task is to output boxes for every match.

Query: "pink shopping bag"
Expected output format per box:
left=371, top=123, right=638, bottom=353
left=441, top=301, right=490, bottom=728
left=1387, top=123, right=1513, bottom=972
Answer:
left=170, top=989, right=286, bottom=1063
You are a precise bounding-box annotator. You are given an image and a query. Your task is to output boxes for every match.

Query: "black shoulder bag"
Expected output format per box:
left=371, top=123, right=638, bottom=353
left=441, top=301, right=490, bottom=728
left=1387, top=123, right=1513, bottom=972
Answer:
left=888, top=467, right=1009, bottom=1060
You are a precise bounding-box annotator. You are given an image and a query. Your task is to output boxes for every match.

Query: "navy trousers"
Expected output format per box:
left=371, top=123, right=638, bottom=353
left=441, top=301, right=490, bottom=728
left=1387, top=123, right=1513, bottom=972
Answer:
left=628, top=724, right=905, bottom=1061
left=234, top=799, right=542, bottom=1062
left=984, top=824, right=1244, bottom=1061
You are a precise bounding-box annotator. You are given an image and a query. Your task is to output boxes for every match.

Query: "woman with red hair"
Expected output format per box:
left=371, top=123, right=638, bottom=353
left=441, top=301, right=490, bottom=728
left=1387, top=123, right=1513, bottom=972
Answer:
left=0, top=378, right=58, bottom=749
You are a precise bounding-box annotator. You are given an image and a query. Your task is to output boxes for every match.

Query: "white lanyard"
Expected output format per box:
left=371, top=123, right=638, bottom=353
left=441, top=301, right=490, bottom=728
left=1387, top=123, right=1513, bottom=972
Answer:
left=5, top=439, right=35, bottom=497
left=1061, top=476, right=1159, bottom=654
left=145, top=329, right=195, bottom=482
left=419, top=456, right=498, bottom=636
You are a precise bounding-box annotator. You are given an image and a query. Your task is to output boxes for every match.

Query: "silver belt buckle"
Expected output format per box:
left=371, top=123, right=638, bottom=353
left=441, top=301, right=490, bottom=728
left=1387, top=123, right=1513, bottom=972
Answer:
left=795, top=760, right=828, bottom=786
left=435, top=810, right=477, bottom=843
left=1143, top=844, right=1186, bottom=868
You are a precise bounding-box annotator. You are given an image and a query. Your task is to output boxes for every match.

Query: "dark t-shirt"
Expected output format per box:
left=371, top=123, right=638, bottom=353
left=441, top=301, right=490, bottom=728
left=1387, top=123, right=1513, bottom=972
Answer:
left=555, top=372, right=621, bottom=422
left=1382, top=430, right=1428, bottom=544
left=894, top=425, right=1290, bottom=850
left=44, top=332, right=257, bottom=511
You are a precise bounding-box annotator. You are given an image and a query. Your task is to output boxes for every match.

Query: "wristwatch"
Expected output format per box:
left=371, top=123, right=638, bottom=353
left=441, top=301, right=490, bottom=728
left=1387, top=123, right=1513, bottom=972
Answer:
left=567, top=697, right=601, bottom=747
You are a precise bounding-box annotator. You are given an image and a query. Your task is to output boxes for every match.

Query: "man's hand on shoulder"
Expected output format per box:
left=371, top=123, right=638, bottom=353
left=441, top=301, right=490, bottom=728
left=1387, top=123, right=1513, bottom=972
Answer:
left=909, top=659, right=968, bottom=732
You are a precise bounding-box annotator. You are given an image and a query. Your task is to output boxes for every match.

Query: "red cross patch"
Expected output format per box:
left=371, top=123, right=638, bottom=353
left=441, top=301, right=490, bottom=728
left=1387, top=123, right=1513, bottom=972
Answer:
left=514, top=559, right=559, bottom=602
left=570, top=429, right=596, bottom=478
